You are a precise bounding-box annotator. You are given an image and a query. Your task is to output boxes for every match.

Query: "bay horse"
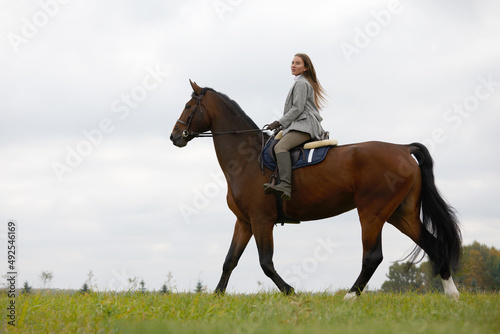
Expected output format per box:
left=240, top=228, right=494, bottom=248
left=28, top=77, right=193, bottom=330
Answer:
left=170, top=80, right=462, bottom=300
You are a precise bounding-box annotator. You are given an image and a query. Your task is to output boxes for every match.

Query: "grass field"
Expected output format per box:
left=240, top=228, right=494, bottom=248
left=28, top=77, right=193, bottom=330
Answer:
left=2, top=290, right=499, bottom=333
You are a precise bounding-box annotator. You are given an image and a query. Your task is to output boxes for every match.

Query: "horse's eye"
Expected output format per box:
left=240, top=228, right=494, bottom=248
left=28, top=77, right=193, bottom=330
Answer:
left=185, top=104, right=191, bottom=109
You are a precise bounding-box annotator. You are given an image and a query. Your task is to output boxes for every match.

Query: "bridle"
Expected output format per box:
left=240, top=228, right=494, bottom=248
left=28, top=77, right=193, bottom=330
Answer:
left=176, top=89, right=268, bottom=138
left=176, top=89, right=277, bottom=174
left=176, top=91, right=205, bottom=138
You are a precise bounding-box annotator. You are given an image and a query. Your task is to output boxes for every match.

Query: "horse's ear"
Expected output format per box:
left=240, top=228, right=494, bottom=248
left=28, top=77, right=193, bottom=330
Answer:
left=189, top=79, right=202, bottom=95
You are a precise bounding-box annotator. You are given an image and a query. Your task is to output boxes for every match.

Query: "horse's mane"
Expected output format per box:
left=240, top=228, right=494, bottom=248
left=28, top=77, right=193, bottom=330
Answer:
left=202, top=87, right=260, bottom=130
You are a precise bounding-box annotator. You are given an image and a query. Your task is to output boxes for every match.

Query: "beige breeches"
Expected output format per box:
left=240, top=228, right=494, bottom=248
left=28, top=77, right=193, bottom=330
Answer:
left=274, top=131, right=312, bottom=154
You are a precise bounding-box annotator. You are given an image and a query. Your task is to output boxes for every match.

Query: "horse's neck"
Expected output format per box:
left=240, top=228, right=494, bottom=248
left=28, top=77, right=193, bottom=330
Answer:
left=210, top=108, right=262, bottom=181
left=209, top=101, right=256, bottom=134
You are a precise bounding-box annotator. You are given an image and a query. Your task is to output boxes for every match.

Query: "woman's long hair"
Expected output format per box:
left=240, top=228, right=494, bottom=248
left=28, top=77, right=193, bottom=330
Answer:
left=295, top=53, right=327, bottom=109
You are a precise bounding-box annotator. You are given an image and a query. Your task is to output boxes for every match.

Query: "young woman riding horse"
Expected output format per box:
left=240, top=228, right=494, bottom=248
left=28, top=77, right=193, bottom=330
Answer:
left=170, top=57, right=462, bottom=300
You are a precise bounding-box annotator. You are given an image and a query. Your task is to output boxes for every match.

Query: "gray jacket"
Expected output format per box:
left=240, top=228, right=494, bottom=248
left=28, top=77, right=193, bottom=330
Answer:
left=279, top=75, right=325, bottom=139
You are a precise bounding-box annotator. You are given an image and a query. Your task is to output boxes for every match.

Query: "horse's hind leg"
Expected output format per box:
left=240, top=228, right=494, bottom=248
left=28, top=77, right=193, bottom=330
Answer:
left=388, top=205, right=460, bottom=300
left=344, top=219, right=384, bottom=300
left=215, top=218, right=253, bottom=294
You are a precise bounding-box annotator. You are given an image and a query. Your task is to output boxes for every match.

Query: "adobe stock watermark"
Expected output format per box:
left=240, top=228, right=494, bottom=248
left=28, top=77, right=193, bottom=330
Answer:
left=339, top=0, right=403, bottom=64
left=282, top=236, right=338, bottom=289
left=213, top=0, right=245, bottom=21
left=51, top=65, right=169, bottom=182
left=7, top=0, right=73, bottom=54
left=421, top=74, right=499, bottom=154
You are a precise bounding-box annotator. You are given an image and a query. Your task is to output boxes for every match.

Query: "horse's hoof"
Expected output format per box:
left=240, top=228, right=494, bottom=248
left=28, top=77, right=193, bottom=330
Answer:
left=343, top=291, right=358, bottom=301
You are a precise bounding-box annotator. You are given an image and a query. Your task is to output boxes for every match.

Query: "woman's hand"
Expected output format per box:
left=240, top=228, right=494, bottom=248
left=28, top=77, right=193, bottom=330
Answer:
left=268, top=121, right=281, bottom=130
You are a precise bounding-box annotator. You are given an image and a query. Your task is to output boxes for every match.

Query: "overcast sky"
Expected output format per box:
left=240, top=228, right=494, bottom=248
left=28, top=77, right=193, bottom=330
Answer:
left=1, top=0, right=499, bottom=293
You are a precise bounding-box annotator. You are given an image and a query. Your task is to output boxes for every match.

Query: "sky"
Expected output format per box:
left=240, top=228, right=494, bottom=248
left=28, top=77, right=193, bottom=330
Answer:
left=1, top=0, right=499, bottom=293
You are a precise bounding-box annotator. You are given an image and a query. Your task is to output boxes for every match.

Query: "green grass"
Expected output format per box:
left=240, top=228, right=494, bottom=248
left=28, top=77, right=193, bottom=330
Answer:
left=2, top=290, right=499, bottom=333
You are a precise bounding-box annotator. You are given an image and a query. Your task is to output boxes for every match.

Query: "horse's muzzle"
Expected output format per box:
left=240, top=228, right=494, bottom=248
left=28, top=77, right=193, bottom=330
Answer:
left=170, top=133, right=188, bottom=148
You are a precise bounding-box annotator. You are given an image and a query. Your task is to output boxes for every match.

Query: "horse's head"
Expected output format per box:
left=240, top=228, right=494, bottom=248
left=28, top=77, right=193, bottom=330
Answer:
left=170, top=80, right=212, bottom=147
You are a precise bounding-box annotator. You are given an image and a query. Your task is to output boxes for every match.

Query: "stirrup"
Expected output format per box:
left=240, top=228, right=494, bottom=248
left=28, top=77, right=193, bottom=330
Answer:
left=263, top=175, right=279, bottom=195
left=273, top=184, right=291, bottom=201
left=263, top=179, right=277, bottom=195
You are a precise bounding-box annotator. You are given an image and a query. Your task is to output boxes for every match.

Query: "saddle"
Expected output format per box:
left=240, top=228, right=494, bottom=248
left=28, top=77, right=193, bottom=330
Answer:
left=260, top=132, right=338, bottom=225
left=261, top=132, right=338, bottom=171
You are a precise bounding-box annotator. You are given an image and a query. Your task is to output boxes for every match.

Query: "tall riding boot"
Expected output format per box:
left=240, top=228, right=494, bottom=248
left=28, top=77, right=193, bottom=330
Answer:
left=273, top=152, right=293, bottom=200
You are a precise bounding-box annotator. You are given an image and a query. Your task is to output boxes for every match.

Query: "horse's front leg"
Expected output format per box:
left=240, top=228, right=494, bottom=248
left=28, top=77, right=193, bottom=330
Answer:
left=215, top=218, right=253, bottom=294
left=253, top=220, right=294, bottom=294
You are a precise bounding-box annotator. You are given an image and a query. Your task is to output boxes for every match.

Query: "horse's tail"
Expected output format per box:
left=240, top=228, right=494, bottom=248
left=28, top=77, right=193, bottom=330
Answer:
left=409, top=142, right=462, bottom=276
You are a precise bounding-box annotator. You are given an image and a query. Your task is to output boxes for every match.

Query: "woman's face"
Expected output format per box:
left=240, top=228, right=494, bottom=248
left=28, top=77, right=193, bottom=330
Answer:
left=291, top=56, right=307, bottom=76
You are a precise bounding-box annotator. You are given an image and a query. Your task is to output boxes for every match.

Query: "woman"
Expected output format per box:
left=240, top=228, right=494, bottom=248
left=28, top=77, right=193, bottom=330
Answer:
left=264, top=53, right=327, bottom=200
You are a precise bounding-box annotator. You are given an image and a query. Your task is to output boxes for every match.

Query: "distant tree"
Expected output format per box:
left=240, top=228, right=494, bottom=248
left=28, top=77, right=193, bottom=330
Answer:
left=417, top=261, right=442, bottom=292
left=160, top=272, right=176, bottom=294
left=127, top=276, right=139, bottom=291
left=39, top=271, right=53, bottom=289
left=22, top=281, right=32, bottom=294
left=194, top=279, right=205, bottom=293
left=160, top=284, right=169, bottom=294
left=455, top=241, right=500, bottom=291
left=381, top=241, right=500, bottom=293
left=140, top=280, right=146, bottom=294
left=165, top=272, right=176, bottom=291
left=80, top=282, right=90, bottom=294
left=257, top=280, right=265, bottom=292
left=381, top=262, right=424, bottom=292
left=78, top=271, right=97, bottom=294
left=85, top=271, right=97, bottom=291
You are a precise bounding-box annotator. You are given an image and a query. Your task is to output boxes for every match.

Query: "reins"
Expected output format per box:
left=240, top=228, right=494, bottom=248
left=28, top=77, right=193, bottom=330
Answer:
left=188, top=128, right=266, bottom=138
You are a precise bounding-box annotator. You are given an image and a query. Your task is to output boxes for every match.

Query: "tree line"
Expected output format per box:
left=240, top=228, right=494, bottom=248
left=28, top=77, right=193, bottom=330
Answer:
left=10, top=241, right=497, bottom=294
left=15, top=270, right=208, bottom=294
left=381, top=241, right=500, bottom=292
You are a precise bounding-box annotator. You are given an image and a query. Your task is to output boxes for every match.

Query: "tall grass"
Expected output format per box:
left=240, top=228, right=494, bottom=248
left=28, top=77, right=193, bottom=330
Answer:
left=2, top=290, right=499, bottom=333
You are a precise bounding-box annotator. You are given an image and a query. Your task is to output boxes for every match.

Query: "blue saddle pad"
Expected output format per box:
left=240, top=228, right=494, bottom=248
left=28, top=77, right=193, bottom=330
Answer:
left=261, top=140, right=334, bottom=171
